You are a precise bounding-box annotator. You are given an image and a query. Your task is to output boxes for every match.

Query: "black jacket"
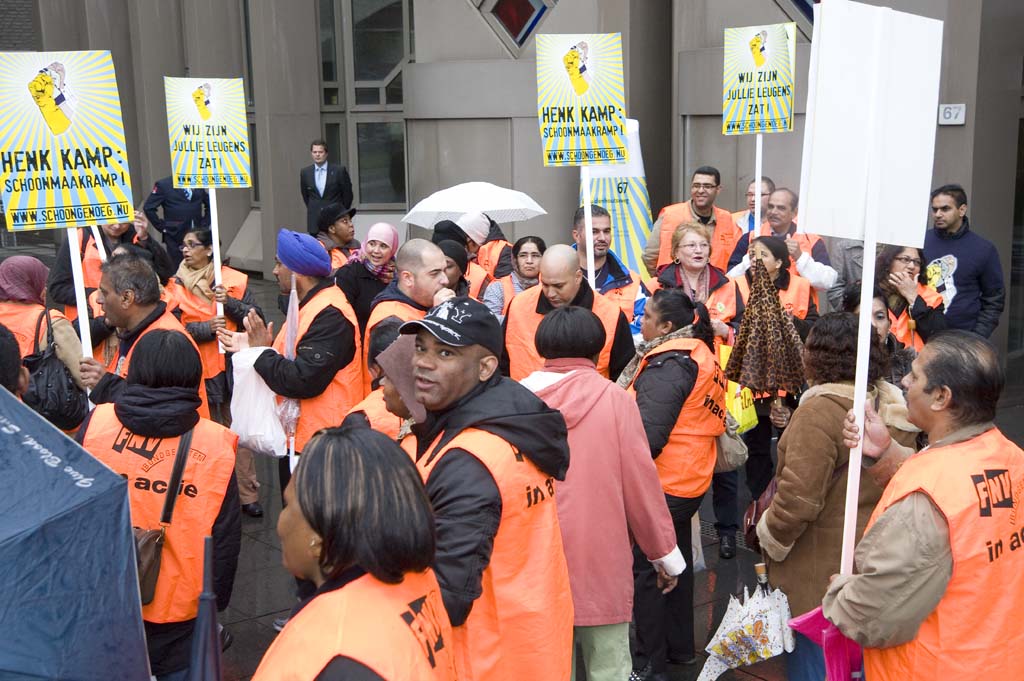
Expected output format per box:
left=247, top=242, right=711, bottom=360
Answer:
left=300, top=162, right=353, bottom=234
left=886, top=291, right=947, bottom=344
left=143, top=177, right=210, bottom=240
left=335, top=261, right=389, bottom=335
left=499, top=279, right=635, bottom=381
left=253, top=280, right=356, bottom=404
left=632, top=347, right=701, bottom=458
left=47, top=229, right=174, bottom=308
left=75, top=383, right=240, bottom=676
left=410, top=376, right=569, bottom=627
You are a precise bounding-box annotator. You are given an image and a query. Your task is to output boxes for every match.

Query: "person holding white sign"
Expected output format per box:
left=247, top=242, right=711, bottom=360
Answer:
left=826, top=331, right=1023, bottom=681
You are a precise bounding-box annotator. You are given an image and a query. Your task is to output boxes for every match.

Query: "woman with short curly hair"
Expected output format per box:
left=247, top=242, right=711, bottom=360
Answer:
left=755, top=313, right=918, bottom=681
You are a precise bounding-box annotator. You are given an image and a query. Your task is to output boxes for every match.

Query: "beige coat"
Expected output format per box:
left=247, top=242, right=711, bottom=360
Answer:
left=756, top=381, right=918, bottom=616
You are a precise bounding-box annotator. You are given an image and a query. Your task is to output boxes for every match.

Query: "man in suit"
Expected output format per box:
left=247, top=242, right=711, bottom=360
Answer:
left=300, top=139, right=353, bottom=235
left=143, top=177, right=210, bottom=267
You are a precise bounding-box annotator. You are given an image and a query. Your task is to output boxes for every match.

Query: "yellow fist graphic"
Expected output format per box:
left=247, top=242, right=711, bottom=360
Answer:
left=749, top=31, right=767, bottom=68
left=562, top=43, right=589, bottom=96
left=28, top=71, right=71, bottom=135
left=193, top=85, right=212, bottom=121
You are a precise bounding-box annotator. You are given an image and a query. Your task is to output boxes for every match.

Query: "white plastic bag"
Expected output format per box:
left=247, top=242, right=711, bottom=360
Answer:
left=230, top=347, right=287, bottom=458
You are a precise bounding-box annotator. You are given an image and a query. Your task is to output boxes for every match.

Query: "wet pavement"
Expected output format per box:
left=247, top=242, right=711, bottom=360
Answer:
left=4, top=234, right=1023, bottom=680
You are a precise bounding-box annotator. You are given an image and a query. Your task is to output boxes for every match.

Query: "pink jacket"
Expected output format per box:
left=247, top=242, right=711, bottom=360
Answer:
left=522, top=358, right=680, bottom=626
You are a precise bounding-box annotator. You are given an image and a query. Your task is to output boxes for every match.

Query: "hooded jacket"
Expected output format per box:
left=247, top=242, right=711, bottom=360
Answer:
left=522, top=359, right=680, bottom=625
left=369, top=279, right=432, bottom=316
left=410, top=374, right=569, bottom=626
left=75, top=384, right=240, bottom=676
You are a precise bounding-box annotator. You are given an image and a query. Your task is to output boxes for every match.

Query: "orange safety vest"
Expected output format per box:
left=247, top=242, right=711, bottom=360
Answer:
left=0, top=301, right=66, bottom=358
left=252, top=569, right=457, bottom=681
left=734, top=273, right=812, bottom=321
left=498, top=275, right=517, bottom=315
left=109, top=310, right=210, bottom=418
left=346, top=388, right=403, bottom=442
left=655, top=202, right=740, bottom=273
left=318, top=240, right=349, bottom=272
left=363, top=298, right=428, bottom=397
left=476, top=239, right=511, bottom=277
left=466, top=261, right=493, bottom=301
left=626, top=338, right=726, bottom=497
left=402, top=428, right=573, bottom=681
left=172, top=267, right=247, bottom=381
left=505, top=286, right=620, bottom=381
left=601, top=270, right=642, bottom=322
left=889, top=283, right=944, bottom=352
left=81, top=405, right=237, bottom=623
left=273, top=286, right=363, bottom=452
left=862, top=428, right=1024, bottom=681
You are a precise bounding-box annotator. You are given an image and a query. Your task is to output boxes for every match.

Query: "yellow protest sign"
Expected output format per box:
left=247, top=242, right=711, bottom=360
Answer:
left=164, top=77, right=250, bottom=188
left=536, top=33, right=627, bottom=167
left=723, top=23, right=796, bottom=135
left=0, top=51, right=133, bottom=231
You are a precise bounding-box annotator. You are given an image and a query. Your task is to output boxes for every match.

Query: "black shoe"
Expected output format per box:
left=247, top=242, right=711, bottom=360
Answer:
left=241, top=502, right=264, bottom=518
left=220, top=627, right=234, bottom=652
left=667, top=654, right=698, bottom=665
left=719, top=534, right=736, bottom=559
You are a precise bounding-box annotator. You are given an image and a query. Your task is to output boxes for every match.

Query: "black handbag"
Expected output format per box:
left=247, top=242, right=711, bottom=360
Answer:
left=22, top=309, right=89, bottom=430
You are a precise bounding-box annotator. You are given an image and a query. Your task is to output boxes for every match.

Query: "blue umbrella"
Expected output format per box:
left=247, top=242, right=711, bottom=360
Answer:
left=0, top=389, right=150, bottom=680
left=187, top=536, right=221, bottom=681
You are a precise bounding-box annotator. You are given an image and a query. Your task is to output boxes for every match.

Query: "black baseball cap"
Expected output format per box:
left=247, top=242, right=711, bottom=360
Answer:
left=400, top=297, right=503, bottom=358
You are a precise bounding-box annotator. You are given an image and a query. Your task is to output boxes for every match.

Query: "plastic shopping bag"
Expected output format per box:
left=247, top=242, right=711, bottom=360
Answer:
left=718, top=344, right=757, bottom=433
left=692, top=514, right=707, bottom=572
left=230, top=347, right=287, bottom=458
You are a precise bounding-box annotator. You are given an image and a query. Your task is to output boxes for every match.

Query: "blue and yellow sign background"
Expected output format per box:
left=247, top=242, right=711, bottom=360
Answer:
left=0, top=51, right=133, bottom=231
left=164, top=77, right=250, bottom=188
left=536, top=33, right=627, bottom=167
left=723, top=23, right=796, bottom=135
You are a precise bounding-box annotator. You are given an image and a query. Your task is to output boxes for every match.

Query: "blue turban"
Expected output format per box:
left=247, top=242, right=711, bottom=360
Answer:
left=277, top=229, right=331, bottom=277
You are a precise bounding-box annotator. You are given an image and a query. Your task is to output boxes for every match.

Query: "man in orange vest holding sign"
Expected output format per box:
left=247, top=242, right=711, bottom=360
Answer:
left=502, top=245, right=635, bottom=382
left=825, top=331, right=1024, bottom=681
left=220, top=230, right=362, bottom=494
left=400, top=297, right=574, bottom=681
left=642, top=166, right=741, bottom=275
left=79, top=254, right=209, bottom=417
left=572, top=204, right=649, bottom=324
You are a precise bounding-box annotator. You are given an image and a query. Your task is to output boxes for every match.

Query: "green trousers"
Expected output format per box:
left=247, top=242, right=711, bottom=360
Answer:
left=571, top=622, right=631, bottom=681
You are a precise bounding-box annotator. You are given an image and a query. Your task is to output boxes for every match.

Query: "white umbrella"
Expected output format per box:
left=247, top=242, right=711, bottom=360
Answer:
left=402, top=181, right=546, bottom=227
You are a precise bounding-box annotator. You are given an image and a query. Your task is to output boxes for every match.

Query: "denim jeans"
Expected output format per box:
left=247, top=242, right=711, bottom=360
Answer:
left=786, top=631, right=826, bottom=681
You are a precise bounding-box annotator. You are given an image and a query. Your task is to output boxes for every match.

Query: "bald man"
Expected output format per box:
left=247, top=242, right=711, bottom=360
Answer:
left=362, top=238, right=452, bottom=394
left=501, top=244, right=634, bottom=381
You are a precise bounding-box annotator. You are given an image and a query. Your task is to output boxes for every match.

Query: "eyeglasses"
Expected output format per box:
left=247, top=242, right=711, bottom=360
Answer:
left=893, top=255, right=922, bottom=268
left=691, top=183, right=719, bottom=191
left=745, top=191, right=771, bottom=198
left=679, top=242, right=710, bottom=251
left=179, top=241, right=204, bottom=251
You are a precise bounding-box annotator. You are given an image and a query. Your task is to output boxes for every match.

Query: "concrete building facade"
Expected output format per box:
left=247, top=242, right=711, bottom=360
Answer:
left=4, top=0, right=1023, bottom=373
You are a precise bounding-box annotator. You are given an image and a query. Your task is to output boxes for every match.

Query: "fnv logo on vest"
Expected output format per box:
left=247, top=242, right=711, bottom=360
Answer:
left=973, top=469, right=1012, bottom=517
left=112, top=426, right=162, bottom=460
left=401, top=592, right=447, bottom=669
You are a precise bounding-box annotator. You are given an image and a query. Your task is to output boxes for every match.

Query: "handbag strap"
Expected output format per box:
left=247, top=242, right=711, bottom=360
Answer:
left=41, top=307, right=56, bottom=345
left=159, top=428, right=195, bottom=526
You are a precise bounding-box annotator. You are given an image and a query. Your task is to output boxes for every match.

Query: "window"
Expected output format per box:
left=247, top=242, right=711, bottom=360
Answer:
left=242, top=0, right=255, bottom=107
left=480, top=0, right=557, bottom=55
left=319, top=0, right=344, bottom=108
left=355, top=119, right=405, bottom=205
left=349, top=0, right=412, bottom=108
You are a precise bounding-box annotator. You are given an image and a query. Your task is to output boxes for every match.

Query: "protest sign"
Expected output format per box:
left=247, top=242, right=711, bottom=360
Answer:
left=164, top=77, right=250, bottom=188
left=579, top=119, right=652, bottom=276
left=722, top=23, right=796, bottom=136
left=798, top=0, right=942, bottom=575
left=536, top=33, right=628, bottom=168
left=0, top=50, right=133, bottom=231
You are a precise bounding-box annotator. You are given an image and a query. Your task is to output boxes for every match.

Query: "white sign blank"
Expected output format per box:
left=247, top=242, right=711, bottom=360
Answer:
left=798, top=1, right=943, bottom=248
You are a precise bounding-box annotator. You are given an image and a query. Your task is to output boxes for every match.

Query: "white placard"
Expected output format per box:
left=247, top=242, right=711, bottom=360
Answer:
left=938, top=103, right=966, bottom=125
left=798, top=0, right=943, bottom=249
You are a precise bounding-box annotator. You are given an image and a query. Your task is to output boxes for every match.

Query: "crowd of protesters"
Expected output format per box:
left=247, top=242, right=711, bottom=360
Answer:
left=0, top=161, right=1018, bottom=681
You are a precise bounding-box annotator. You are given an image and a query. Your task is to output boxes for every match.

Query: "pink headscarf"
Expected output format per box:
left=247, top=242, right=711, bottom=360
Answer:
left=0, top=256, right=49, bottom=305
left=349, top=222, right=399, bottom=283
